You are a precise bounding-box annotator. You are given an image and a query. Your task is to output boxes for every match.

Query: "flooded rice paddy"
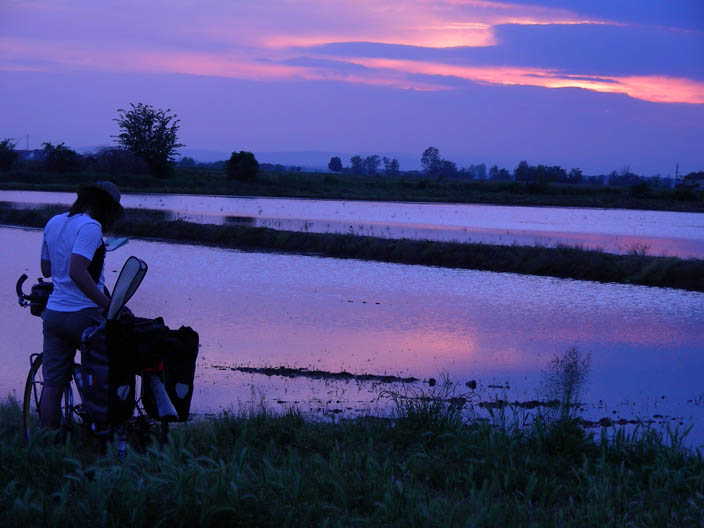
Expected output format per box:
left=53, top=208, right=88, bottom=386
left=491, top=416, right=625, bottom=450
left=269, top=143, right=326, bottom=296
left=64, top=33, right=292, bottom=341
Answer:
left=2, top=190, right=704, bottom=258
left=2, top=226, right=703, bottom=446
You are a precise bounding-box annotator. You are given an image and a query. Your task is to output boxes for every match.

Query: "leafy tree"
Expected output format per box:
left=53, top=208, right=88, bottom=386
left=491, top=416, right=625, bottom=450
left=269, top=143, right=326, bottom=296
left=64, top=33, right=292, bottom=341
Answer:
left=514, top=160, right=531, bottom=182
left=437, top=159, right=458, bottom=179
left=383, top=157, right=400, bottom=177
left=466, top=163, right=487, bottom=180
left=226, top=151, right=259, bottom=181
left=328, top=156, right=342, bottom=173
left=608, top=167, right=641, bottom=186
left=498, top=168, right=512, bottom=181
left=421, top=147, right=458, bottom=179
left=179, top=156, right=196, bottom=168
left=90, top=146, right=148, bottom=175
left=421, top=147, right=441, bottom=176
left=488, top=165, right=499, bottom=180
left=514, top=161, right=568, bottom=183
left=568, top=168, right=584, bottom=184
left=350, top=155, right=364, bottom=175
left=114, top=103, right=184, bottom=178
left=42, top=142, right=81, bottom=172
left=0, top=138, right=18, bottom=171
left=363, top=155, right=381, bottom=176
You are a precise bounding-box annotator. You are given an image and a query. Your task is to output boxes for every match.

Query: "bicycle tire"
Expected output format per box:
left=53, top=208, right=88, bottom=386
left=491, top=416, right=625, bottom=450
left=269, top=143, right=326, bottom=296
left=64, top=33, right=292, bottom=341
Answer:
left=22, top=353, right=76, bottom=442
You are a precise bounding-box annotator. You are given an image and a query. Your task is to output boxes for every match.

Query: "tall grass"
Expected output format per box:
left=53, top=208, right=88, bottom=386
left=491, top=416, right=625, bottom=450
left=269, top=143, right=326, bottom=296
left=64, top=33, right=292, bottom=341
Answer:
left=2, top=385, right=703, bottom=527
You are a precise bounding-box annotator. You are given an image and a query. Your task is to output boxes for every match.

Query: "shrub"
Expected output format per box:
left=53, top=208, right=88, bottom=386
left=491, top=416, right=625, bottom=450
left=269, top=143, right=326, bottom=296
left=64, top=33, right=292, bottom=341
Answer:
left=226, top=151, right=259, bottom=181
left=630, top=181, right=650, bottom=198
left=42, top=142, right=81, bottom=172
left=0, top=138, right=18, bottom=171
left=89, top=147, right=148, bottom=175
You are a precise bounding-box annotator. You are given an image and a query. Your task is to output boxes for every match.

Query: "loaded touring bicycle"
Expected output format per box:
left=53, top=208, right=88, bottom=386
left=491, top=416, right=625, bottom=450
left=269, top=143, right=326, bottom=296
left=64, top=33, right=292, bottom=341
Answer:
left=17, top=255, right=199, bottom=451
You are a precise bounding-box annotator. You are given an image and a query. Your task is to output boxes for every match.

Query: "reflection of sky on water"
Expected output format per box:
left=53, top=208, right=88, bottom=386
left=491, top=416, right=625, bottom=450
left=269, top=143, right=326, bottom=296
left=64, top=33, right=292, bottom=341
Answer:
left=1, top=227, right=703, bottom=446
left=2, top=190, right=703, bottom=258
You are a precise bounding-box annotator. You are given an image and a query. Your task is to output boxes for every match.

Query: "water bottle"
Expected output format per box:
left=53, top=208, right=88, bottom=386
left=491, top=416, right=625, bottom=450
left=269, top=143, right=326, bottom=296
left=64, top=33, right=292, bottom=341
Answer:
left=72, top=364, right=83, bottom=395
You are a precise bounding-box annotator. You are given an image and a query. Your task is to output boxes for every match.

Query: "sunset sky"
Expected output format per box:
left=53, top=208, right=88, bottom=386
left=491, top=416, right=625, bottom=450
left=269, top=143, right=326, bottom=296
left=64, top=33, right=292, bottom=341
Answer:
left=1, top=0, right=703, bottom=174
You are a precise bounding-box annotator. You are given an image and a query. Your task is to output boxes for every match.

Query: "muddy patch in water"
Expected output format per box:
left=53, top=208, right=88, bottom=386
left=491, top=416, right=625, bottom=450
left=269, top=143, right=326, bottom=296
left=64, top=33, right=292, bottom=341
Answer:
left=213, top=365, right=420, bottom=384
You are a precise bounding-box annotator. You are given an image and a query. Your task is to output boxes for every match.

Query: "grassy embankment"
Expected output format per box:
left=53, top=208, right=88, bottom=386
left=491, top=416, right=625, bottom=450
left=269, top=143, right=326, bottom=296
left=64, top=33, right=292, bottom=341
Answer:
left=2, top=203, right=703, bottom=293
left=2, top=394, right=703, bottom=526
left=1, top=167, right=703, bottom=212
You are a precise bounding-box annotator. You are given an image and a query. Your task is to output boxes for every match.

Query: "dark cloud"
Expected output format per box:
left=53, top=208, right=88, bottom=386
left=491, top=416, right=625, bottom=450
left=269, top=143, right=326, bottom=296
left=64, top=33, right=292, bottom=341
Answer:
left=505, top=0, right=704, bottom=32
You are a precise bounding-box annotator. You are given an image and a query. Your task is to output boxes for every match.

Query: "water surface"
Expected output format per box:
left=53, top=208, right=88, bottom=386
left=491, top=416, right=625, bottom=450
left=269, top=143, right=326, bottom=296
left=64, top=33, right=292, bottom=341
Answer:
left=3, top=190, right=703, bottom=258
left=2, top=226, right=702, bottom=446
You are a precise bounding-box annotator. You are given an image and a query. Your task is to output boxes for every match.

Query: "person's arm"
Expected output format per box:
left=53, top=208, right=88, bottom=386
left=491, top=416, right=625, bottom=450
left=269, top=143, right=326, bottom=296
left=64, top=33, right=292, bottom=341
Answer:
left=40, top=235, right=51, bottom=277
left=41, top=259, right=51, bottom=278
left=70, top=254, right=110, bottom=309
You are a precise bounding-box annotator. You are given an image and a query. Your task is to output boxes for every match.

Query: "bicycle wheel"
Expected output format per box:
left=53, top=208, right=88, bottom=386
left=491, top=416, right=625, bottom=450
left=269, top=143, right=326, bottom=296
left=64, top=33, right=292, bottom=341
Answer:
left=22, top=353, right=76, bottom=441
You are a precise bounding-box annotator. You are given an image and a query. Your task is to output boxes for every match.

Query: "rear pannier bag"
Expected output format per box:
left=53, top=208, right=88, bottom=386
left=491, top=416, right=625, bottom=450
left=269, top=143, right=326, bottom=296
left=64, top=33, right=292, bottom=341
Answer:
left=81, top=320, right=138, bottom=426
left=81, top=316, right=199, bottom=425
left=133, top=317, right=199, bottom=422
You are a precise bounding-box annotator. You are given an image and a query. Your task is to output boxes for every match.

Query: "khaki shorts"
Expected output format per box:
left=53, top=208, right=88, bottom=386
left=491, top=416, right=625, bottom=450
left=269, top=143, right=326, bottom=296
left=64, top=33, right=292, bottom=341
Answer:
left=42, top=308, right=104, bottom=388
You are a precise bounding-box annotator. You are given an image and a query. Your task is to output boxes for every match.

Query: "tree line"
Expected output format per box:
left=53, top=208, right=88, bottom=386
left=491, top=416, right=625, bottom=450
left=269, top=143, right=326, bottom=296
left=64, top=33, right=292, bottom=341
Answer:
left=1, top=104, right=697, bottom=189
left=325, top=147, right=683, bottom=189
left=0, top=103, right=260, bottom=181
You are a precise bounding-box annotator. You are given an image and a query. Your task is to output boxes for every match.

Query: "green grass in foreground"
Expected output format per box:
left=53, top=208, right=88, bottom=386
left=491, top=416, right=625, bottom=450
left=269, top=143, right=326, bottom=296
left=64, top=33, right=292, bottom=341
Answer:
left=2, top=204, right=703, bottom=293
left=1, top=167, right=703, bottom=212
left=1, top=397, right=703, bottom=527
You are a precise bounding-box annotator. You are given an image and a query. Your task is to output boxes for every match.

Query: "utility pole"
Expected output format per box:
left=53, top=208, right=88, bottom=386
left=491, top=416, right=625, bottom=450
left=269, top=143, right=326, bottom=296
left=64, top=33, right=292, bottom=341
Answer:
left=675, top=162, right=679, bottom=183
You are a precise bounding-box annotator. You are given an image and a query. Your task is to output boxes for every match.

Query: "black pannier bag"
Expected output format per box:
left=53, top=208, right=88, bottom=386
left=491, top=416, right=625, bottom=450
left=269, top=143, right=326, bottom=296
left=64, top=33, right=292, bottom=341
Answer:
left=133, top=317, right=199, bottom=422
left=29, top=279, right=54, bottom=316
left=81, top=319, right=139, bottom=426
left=82, top=316, right=199, bottom=425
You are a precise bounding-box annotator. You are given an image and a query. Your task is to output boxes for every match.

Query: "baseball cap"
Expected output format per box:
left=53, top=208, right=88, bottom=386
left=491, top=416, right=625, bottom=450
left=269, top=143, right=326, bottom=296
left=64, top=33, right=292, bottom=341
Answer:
left=84, top=181, right=122, bottom=206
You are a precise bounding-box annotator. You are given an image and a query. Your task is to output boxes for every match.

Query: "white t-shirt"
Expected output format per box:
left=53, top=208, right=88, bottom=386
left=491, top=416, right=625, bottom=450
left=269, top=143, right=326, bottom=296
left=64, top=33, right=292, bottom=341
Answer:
left=41, top=212, right=106, bottom=311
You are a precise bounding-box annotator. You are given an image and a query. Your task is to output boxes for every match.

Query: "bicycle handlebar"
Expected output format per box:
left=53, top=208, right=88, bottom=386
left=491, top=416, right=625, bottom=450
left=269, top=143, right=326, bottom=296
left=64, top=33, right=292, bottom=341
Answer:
left=16, top=274, right=29, bottom=307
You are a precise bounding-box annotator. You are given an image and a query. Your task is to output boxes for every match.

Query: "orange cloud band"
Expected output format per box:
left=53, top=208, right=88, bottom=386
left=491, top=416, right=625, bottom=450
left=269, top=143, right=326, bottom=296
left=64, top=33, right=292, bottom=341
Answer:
left=341, top=57, right=704, bottom=104
left=2, top=36, right=702, bottom=104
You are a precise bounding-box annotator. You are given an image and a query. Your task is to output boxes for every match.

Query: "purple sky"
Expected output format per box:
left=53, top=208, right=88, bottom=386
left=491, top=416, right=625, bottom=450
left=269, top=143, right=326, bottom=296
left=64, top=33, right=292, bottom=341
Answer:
left=1, top=0, right=703, bottom=174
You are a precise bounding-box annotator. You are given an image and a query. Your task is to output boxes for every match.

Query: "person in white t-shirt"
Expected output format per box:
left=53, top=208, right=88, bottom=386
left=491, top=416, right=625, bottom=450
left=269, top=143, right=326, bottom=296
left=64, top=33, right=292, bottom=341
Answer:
left=39, top=181, right=124, bottom=429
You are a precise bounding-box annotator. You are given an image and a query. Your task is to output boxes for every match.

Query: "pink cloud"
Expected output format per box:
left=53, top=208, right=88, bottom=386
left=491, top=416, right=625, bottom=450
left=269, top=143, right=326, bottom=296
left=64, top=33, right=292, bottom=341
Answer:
left=3, top=1, right=701, bottom=104
left=340, top=57, right=704, bottom=104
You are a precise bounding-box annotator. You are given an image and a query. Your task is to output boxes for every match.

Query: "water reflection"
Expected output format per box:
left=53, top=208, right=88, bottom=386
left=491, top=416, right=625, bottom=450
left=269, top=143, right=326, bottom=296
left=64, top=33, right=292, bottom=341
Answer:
left=1, top=226, right=703, bottom=444
left=2, top=190, right=703, bottom=258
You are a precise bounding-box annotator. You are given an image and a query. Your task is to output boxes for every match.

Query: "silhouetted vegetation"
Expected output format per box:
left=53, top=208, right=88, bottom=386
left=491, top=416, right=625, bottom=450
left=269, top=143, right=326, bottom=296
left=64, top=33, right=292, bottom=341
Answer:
left=114, top=103, right=184, bottom=178
left=41, top=142, right=81, bottom=172
left=2, top=388, right=703, bottom=527
left=327, top=156, right=342, bottom=173
left=2, top=204, right=703, bottom=292
left=178, top=156, right=196, bottom=168
left=226, top=150, right=259, bottom=181
left=0, top=139, right=18, bottom=171
left=2, top=166, right=702, bottom=212
left=87, top=146, right=149, bottom=176
left=421, top=146, right=458, bottom=179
